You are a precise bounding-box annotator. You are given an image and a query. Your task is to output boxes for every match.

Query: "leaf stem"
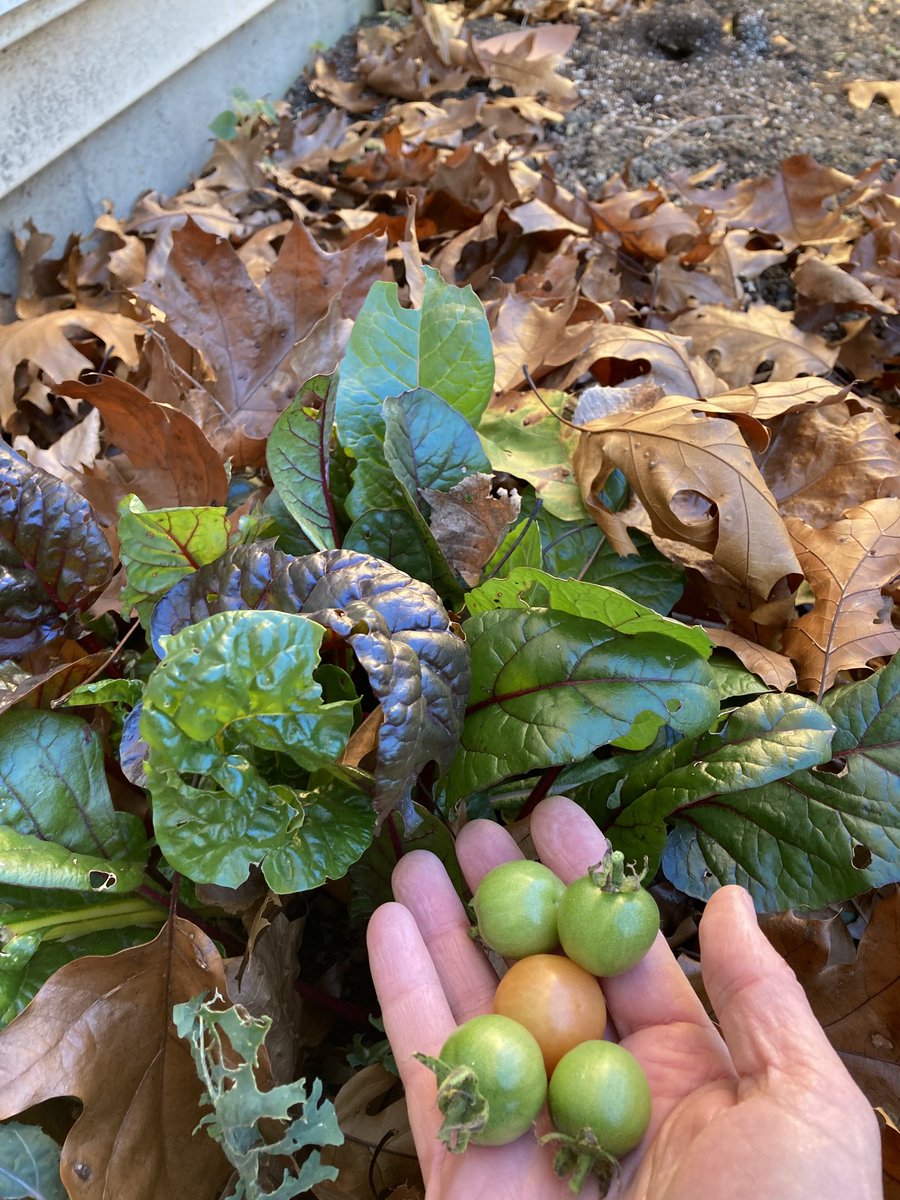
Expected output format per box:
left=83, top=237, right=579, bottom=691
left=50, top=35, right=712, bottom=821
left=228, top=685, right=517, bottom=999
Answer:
left=517, top=765, right=564, bottom=821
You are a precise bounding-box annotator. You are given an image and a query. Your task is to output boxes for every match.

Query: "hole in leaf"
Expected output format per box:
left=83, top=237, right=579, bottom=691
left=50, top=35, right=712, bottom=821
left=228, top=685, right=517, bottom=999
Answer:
left=666, top=698, right=683, bottom=713
left=852, top=843, right=873, bottom=869
left=89, top=869, right=117, bottom=891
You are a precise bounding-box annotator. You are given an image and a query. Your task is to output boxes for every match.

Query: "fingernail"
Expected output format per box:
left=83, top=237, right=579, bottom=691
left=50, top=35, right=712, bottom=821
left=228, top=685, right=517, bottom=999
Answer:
left=740, top=888, right=758, bottom=921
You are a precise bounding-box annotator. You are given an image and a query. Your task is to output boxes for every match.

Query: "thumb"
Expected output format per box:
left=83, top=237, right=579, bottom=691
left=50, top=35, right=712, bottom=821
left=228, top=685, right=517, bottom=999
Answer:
left=699, top=886, right=840, bottom=1081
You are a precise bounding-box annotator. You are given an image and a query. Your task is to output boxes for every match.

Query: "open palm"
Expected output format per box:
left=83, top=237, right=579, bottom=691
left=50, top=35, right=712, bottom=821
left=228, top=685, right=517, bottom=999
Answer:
left=367, top=796, right=881, bottom=1200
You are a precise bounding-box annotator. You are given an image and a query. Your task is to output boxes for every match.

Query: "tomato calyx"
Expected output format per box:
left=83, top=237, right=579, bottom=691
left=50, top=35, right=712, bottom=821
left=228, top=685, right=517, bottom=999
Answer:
left=414, top=1053, right=489, bottom=1153
left=539, top=1127, right=620, bottom=1196
left=586, top=848, right=649, bottom=894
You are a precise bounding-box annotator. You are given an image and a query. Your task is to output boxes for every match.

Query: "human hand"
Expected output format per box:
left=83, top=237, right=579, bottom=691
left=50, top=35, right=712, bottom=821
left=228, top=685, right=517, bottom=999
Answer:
left=366, top=795, right=882, bottom=1200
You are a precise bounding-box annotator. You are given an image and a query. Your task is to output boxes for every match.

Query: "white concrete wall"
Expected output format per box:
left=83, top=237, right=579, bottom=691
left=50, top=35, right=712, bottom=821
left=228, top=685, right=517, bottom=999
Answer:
left=0, top=0, right=374, bottom=298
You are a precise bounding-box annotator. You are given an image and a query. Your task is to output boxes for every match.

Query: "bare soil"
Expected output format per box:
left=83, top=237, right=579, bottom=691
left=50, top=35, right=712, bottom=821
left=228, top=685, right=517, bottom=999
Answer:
left=287, top=0, right=900, bottom=190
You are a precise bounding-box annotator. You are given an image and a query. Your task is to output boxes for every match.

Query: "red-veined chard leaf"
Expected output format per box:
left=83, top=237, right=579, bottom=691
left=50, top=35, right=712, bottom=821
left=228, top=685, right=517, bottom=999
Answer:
left=0, top=710, right=146, bottom=892
left=149, top=546, right=470, bottom=826
left=141, top=609, right=362, bottom=889
left=117, top=494, right=231, bottom=625
left=446, top=608, right=718, bottom=802
left=536, top=508, right=684, bottom=615
left=656, top=660, right=899, bottom=909
left=607, top=693, right=835, bottom=870
left=334, top=267, right=494, bottom=518
left=266, top=374, right=341, bottom=551
left=0, top=443, right=114, bottom=656
left=465, top=566, right=711, bottom=657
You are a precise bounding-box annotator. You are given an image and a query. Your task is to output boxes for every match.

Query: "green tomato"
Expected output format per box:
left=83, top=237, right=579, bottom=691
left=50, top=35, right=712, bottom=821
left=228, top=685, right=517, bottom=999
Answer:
left=549, top=1039, right=651, bottom=1157
left=426, top=1014, right=548, bottom=1149
left=472, top=860, right=565, bottom=958
left=557, top=857, right=659, bottom=976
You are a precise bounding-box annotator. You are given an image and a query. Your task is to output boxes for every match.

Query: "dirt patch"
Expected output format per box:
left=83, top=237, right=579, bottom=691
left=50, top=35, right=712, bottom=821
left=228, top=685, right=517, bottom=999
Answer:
left=287, top=0, right=899, bottom=190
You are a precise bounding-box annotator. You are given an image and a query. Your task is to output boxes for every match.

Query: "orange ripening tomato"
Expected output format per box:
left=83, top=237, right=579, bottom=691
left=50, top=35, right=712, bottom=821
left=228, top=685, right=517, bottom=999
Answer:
left=493, top=954, right=607, bottom=1074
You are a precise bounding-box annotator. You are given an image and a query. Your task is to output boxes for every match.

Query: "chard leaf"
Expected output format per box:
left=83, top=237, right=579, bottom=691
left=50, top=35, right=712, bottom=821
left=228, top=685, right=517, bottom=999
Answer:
left=0, top=444, right=113, bottom=656
left=0, top=828, right=145, bottom=893
left=335, top=269, right=493, bottom=518
left=142, top=609, right=359, bottom=889
left=482, top=515, right=544, bottom=580
left=465, top=567, right=711, bottom=658
left=0, top=1122, right=66, bottom=1200
left=477, top=389, right=583, bottom=521
left=447, top=609, right=717, bottom=801
left=537, top=509, right=684, bottom=615
left=0, top=710, right=146, bottom=885
left=0, top=892, right=162, bottom=1027
left=118, top=495, right=230, bottom=624
left=150, top=546, right=470, bottom=826
left=266, top=375, right=340, bottom=550
left=174, top=996, right=343, bottom=1198
left=609, top=694, right=835, bottom=871
left=661, top=659, right=900, bottom=909
left=382, top=388, right=491, bottom=514
left=343, top=508, right=437, bottom=586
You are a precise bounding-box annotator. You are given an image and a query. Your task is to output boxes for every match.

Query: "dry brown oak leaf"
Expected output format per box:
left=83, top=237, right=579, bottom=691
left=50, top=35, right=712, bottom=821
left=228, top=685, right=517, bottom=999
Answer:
left=781, top=498, right=900, bottom=696
left=0, top=919, right=232, bottom=1200
left=761, top=887, right=900, bottom=1115
left=0, top=308, right=143, bottom=429
left=572, top=392, right=801, bottom=603
left=671, top=304, right=838, bottom=390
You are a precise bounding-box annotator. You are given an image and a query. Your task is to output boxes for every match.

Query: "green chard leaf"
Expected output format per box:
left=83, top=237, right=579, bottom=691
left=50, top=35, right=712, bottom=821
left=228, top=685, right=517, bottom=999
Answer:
left=0, top=710, right=146, bottom=891
left=608, top=693, right=836, bottom=871
left=174, top=995, right=343, bottom=1199
left=150, top=546, right=470, bottom=827
left=343, top=508, right=439, bottom=587
left=266, top=375, right=341, bottom=550
left=0, top=443, right=114, bottom=656
left=481, top=512, right=544, bottom=580
left=0, top=890, right=162, bottom=1027
left=477, top=388, right=583, bottom=521
left=658, top=659, right=900, bottom=909
left=537, top=508, right=684, bottom=615
left=465, top=567, right=711, bottom=658
left=382, top=388, right=491, bottom=514
left=447, top=608, right=717, bottom=802
left=118, top=495, right=231, bottom=625
left=335, top=267, right=493, bottom=518
left=0, top=1121, right=66, bottom=1200
left=142, top=609, right=363, bottom=889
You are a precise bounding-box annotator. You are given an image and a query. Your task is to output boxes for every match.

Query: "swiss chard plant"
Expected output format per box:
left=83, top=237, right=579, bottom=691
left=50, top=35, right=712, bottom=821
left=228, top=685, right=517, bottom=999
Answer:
left=0, top=261, right=897, bottom=1198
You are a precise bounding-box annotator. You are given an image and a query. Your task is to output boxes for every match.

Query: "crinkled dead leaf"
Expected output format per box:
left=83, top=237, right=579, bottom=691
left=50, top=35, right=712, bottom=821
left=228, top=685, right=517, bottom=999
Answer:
left=702, top=627, right=797, bottom=691
left=13, top=407, right=102, bottom=488
left=592, top=186, right=701, bottom=261
left=0, top=919, right=232, bottom=1200
left=423, top=472, right=520, bottom=585
left=846, top=79, right=900, bottom=117
left=782, top=498, right=900, bottom=696
left=0, top=309, right=143, bottom=429
left=761, top=887, right=900, bottom=1112
left=758, top=401, right=900, bottom=527
left=572, top=393, right=801, bottom=601
left=576, top=324, right=724, bottom=398
left=474, top=26, right=579, bottom=108
left=671, top=304, right=838, bottom=388
left=793, top=251, right=895, bottom=312
left=670, top=156, right=872, bottom=251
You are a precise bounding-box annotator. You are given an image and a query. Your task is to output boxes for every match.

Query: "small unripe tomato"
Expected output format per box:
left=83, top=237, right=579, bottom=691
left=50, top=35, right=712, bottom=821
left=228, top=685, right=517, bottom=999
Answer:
left=493, top=954, right=607, bottom=1073
left=549, top=1039, right=651, bottom=1158
left=419, top=1014, right=548, bottom=1150
left=557, top=851, right=659, bottom=976
left=472, top=860, right=565, bottom=958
